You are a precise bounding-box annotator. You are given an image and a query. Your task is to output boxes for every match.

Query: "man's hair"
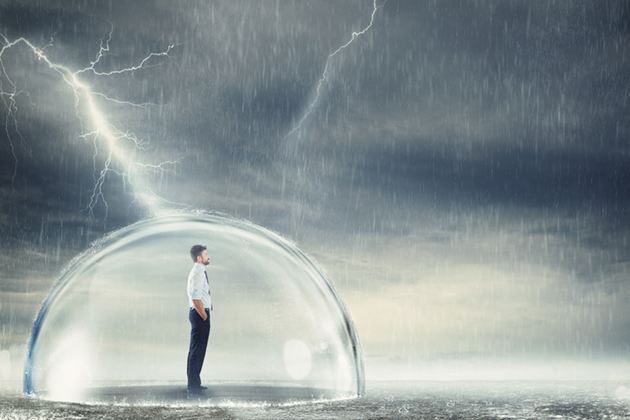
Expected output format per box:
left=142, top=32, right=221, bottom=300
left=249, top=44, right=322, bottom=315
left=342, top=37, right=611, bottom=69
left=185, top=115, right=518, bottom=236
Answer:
left=190, top=244, right=207, bottom=262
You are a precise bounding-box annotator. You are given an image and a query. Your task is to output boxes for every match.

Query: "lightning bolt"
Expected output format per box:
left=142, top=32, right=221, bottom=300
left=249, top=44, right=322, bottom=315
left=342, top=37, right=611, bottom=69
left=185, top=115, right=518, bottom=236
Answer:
left=284, top=0, right=386, bottom=140
left=0, top=30, right=182, bottom=219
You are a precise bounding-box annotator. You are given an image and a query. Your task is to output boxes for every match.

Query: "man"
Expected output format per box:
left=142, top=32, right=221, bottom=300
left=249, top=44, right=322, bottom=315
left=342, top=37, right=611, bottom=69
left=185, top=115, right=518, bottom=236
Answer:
left=187, top=244, right=212, bottom=395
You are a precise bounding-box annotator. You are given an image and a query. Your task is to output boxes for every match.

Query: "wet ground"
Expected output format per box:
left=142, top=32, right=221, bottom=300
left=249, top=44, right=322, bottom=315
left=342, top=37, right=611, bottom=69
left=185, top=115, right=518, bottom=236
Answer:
left=2, top=380, right=630, bottom=419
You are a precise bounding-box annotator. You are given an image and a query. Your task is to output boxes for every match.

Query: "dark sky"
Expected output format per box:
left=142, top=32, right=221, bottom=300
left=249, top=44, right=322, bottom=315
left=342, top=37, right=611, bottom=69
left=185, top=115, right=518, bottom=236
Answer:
left=1, top=0, right=629, bottom=381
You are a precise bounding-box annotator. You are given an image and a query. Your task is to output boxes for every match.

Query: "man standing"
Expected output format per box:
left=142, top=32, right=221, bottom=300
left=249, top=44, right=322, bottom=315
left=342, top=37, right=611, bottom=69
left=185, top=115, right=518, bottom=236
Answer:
left=187, top=244, right=212, bottom=395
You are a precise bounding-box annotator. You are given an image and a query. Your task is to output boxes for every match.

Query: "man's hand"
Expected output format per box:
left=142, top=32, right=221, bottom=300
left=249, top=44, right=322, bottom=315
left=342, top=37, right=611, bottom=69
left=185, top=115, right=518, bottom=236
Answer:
left=192, top=299, right=207, bottom=321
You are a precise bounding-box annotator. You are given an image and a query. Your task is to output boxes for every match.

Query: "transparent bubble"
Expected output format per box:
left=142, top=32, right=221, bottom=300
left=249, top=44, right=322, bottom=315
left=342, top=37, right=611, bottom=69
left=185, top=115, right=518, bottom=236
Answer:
left=24, top=213, right=364, bottom=403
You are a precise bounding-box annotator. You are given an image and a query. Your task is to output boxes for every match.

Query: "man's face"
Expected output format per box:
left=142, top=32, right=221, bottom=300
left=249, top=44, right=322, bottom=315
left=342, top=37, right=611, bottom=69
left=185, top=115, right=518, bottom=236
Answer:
left=198, top=250, right=210, bottom=266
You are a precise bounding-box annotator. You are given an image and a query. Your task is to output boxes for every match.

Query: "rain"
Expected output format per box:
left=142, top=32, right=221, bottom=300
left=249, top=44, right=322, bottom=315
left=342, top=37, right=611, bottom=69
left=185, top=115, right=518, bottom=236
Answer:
left=1, top=0, right=629, bottom=418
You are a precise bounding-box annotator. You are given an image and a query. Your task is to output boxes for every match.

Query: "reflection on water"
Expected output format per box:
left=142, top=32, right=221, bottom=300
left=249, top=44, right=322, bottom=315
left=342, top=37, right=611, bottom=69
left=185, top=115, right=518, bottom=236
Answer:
left=24, top=212, right=364, bottom=402
left=2, top=381, right=630, bottom=419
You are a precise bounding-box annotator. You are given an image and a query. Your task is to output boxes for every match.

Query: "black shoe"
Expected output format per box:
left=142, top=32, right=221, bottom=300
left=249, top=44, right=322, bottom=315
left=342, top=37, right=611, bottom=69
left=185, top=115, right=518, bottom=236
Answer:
left=199, top=385, right=208, bottom=390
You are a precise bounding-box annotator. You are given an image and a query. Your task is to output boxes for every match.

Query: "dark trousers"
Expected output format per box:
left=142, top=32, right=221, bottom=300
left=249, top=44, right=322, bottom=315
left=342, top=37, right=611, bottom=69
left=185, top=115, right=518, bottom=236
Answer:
left=187, top=308, right=210, bottom=389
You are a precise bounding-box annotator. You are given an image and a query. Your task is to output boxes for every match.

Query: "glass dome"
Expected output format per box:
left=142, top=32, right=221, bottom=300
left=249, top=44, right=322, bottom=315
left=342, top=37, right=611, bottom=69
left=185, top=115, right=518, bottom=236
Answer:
left=24, top=213, right=364, bottom=403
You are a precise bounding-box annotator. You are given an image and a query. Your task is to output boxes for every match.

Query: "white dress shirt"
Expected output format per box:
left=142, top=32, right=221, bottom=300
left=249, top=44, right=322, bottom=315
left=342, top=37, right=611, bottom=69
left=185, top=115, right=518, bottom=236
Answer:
left=187, top=263, right=212, bottom=310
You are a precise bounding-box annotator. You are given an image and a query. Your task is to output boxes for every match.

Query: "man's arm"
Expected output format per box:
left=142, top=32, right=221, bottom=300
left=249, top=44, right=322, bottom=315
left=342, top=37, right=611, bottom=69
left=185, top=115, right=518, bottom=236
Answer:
left=192, top=299, right=207, bottom=321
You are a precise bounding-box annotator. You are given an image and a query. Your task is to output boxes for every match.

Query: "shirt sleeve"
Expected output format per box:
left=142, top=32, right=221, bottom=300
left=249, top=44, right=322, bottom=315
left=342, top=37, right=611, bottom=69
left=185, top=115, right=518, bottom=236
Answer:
left=189, top=270, right=206, bottom=300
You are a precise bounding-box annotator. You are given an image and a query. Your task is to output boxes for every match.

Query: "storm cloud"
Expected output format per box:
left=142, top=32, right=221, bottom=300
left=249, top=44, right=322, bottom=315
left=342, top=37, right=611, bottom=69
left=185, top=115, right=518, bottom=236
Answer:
left=1, top=0, right=629, bottom=382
